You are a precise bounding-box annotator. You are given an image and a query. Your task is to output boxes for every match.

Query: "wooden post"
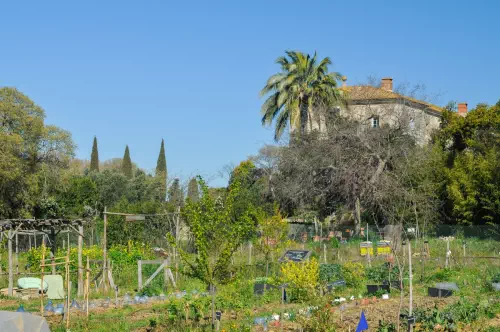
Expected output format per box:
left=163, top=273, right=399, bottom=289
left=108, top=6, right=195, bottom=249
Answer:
left=78, top=225, right=83, bottom=297
left=29, top=234, right=32, bottom=250
left=85, top=257, right=90, bottom=317
left=66, top=248, right=71, bottom=329
left=408, top=241, right=413, bottom=332
left=115, top=285, right=118, bottom=308
left=462, top=241, right=466, bottom=265
left=102, top=206, right=108, bottom=292
left=323, top=243, right=327, bottom=264
left=8, top=229, right=13, bottom=297
left=248, top=242, right=252, bottom=265
left=15, top=231, right=19, bottom=274
left=50, top=228, right=56, bottom=256
left=51, top=252, right=56, bottom=275
left=175, top=207, right=180, bottom=283
left=34, top=233, right=37, bottom=248
left=445, top=239, right=450, bottom=268
left=40, top=244, right=46, bottom=314
left=163, top=259, right=169, bottom=291
left=138, top=260, right=143, bottom=290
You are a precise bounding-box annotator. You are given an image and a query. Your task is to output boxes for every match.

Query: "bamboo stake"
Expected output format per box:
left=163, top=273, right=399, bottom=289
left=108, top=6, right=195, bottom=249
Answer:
left=40, top=244, right=46, bottom=314
left=8, top=229, right=13, bottom=297
left=15, top=231, right=19, bottom=275
left=408, top=241, right=413, bottom=332
left=66, top=248, right=71, bottom=329
left=103, top=206, right=108, bottom=292
left=445, top=239, right=450, bottom=268
left=40, top=261, right=74, bottom=267
left=86, top=256, right=90, bottom=317
left=78, top=224, right=83, bottom=297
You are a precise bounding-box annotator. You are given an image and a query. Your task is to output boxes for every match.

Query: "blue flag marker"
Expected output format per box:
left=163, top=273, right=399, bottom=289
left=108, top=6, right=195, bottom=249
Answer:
left=356, top=311, right=369, bottom=332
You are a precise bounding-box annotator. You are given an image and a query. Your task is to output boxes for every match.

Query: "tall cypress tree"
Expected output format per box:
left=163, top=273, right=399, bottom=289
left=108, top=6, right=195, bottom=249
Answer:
left=156, top=139, right=167, bottom=201
left=168, top=178, right=184, bottom=208
left=155, top=139, right=167, bottom=178
left=90, top=136, right=99, bottom=172
left=121, top=145, right=133, bottom=178
left=187, top=177, right=200, bottom=202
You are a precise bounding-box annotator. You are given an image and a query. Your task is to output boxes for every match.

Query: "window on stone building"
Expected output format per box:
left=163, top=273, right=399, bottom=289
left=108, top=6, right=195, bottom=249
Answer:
left=370, top=116, right=379, bottom=128
left=409, top=118, right=415, bottom=130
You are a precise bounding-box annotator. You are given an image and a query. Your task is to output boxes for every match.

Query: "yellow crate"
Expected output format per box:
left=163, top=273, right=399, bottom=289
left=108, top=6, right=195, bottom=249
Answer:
left=359, top=242, right=373, bottom=256
left=377, top=241, right=391, bottom=255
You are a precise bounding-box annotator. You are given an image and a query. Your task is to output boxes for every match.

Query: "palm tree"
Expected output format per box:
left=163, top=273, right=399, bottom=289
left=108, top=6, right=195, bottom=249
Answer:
left=260, top=51, right=346, bottom=140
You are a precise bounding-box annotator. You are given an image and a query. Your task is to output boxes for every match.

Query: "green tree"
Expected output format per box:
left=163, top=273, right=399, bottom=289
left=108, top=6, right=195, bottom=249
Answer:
left=437, top=102, right=500, bottom=224
left=58, top=175, right=98, bottom=217
left=186, top=177, right=200, bottom=203
left=0, top=87, right=74, bottom=218
left=121, top=145, right=133, bottom=179
left=155, top=139, right=167, bottom=201
left=168, top=178, right=184, bottom=208
left=92, top=169, right=129, bottom=209
left=229, top=160, right=273, bottom=217
left=168, top=176, right=257, bottom=327
left=254, top=206, right=290, bottom=276
left=260, top=51, right=346, bottom=140
left=90, top=136, right=99, bottom=172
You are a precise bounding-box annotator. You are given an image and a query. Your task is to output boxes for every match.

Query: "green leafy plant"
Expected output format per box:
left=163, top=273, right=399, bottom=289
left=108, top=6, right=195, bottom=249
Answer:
left=167, top=176, right=257, bottom=327
left=253, top=205, right=290, bottom=276
left=341, top=262, right=365, bottom=288
left=319, top=264, right=342, bottom=282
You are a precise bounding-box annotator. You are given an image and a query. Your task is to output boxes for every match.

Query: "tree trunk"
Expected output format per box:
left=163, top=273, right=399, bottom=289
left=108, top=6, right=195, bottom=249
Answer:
left=354, top=197, right=362, bottom=235
left=210, top=284, right=215, bottom=330
left=370, top=157, right=387, bottom=184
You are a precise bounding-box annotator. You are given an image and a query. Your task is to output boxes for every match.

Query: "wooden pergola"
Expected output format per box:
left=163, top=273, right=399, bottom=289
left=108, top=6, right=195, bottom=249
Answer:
left=0, top=218, right=88, bottom=297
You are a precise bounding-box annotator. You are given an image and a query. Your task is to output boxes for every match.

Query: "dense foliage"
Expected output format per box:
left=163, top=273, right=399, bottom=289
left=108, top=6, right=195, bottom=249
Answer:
left=437, top=102, right=500, bottom=224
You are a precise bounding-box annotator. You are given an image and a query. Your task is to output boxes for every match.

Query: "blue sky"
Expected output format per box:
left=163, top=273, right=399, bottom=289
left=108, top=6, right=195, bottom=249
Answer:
left=2, top=1, right=499, bottom=186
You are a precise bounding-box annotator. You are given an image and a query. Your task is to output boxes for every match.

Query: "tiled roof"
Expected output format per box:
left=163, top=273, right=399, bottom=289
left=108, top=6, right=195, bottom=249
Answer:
left=343, top=86, right=443, bottom=113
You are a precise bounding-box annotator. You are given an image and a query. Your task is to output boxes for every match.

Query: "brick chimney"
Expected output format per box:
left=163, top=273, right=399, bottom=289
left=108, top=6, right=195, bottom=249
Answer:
left=457, top=102, right=468, bottom=117
left=381, top=77, right=393, bottom=92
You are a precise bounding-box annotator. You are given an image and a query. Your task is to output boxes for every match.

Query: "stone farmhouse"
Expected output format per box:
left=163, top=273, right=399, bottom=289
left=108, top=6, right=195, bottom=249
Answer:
left=310, top=77, right=468, bottom=144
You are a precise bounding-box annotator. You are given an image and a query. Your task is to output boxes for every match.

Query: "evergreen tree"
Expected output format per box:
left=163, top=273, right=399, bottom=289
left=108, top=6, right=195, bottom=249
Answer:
left=155, top=139, right=167, bottom=201
left=90, top=136, right=99, bottom=172
left=168, top=178, right=184, bottom=208
left=155, top=139, right=167, bottom=177
left=121, top=145, right=133, bottom=178
left=186, top=177, right=200, bottom=202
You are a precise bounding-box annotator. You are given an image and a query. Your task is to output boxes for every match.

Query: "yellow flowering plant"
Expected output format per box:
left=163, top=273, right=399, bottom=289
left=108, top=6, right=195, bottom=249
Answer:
left=280, top=257, right=319, bottom=302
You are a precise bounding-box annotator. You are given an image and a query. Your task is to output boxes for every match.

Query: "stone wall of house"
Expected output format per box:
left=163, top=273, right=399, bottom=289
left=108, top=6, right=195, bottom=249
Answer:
left=341, top=101, right=441, bottom=144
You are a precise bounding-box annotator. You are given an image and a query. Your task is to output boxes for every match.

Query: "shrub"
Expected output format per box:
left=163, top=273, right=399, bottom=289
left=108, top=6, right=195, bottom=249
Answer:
left=426, top=268, right=455, bottom=282
left=296, top=304, right=337, bottom=331
left=281, top=258, right=319, bottom=302
left=366, top=263, right=402, bottom=282
left=341, top=262, right=365, bottom=288
left=319, top=264, right=342, bottom=282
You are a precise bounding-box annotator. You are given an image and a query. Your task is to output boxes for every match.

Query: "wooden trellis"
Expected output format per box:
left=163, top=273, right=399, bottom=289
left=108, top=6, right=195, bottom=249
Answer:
left=0, top=218, right=88, bottom=297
